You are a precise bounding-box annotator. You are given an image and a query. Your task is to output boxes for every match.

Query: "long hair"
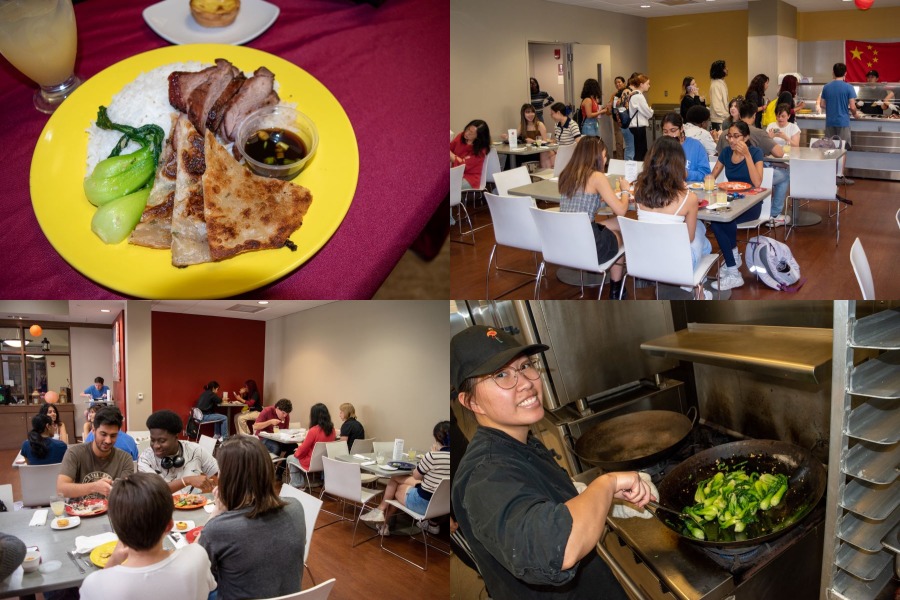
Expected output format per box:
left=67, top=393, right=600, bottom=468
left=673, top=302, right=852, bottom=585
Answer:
left=558, top=137, right=607, bottom=199
left=28, top=415, right=53, bottom=460
left=710, top=60, right=727, bottom=80
left=778, top=74, right=799, bottom=98
left=680, top=76, right=694, bottom=100
left=244, top=379, right=259, bottom=402
left=580, top=78, right=601, bottom=101
left=433, top=421, right=451, bottom=448
left=308, top=403, right=334, bottom=436
left=745, top=74, right=769, bottom=101
left=518, top=103, right=537, bottom=135
left=216, top=436, right=287, bottom=519
left=530, top=77, right=539, bottom=93
left=633, top=137, right=686, bottom=209
left=39, top=402, right=60, bottom=425
left=463, top=119, right=491, bottom=158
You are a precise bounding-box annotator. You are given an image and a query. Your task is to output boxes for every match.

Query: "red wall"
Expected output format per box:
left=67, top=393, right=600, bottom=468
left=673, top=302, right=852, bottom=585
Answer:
left=150, top=313, right=266, bottom=426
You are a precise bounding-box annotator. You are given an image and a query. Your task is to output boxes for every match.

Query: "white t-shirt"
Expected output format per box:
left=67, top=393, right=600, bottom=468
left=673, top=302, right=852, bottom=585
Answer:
left=79, top=543, right=216, bottom=600
left=137, top=441, right=219, bottom=493
left=766, top=122, right=800, bottom=146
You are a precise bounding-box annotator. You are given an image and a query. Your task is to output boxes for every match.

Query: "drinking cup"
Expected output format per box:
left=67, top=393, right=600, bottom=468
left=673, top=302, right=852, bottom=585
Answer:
left=716, top=190, right=728, bottom=205
left=375, top=453, right=386, bottom=465
left=50, top=494, right=65, bottom=518
left=0, top=0, right=82, bottom=113
left=22, top=550, right=41, bottom=573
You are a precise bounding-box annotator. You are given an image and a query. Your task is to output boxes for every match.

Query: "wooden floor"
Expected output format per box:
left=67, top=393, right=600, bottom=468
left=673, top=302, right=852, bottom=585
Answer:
left=451, top=177, right=900, bottom=300
left=0, top=449, right=449, bottom=600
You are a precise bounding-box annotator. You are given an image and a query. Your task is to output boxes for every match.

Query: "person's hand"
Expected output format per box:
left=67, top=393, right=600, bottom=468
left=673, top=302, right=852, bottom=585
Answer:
left=699, top=95, right=706, bottom=104
left=732, top=139, right=750, bottom=156
left=611, top=471, right=655, bottom=508
left=610, top=472, right=658, bottom=519
left=93, top=478, right=114, bottom=497
left=189, top=475, right=214, bottom=494
left=856, top=100, right=864, bottom=108
left=105, top=541, right=130, bottom=568
left=767, top=129, right=776, bottom=138
left=209, top=486, right=225, bottom=518
left=450, top=517, right=459, bottom=535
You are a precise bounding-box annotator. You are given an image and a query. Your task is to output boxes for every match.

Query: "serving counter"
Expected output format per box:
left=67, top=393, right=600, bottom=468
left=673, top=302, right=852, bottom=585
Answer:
left=0, top=404, right=76, bottom=450
left=795, top=114, right=900, bottom=181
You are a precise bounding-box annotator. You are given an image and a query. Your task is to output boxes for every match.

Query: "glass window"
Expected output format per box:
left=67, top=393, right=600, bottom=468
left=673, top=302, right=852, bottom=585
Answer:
left=0, top=354, right=24, bottom=401
left=25, top=328, right=69, bottom=354
left=0, top=327, right=23, bottom=352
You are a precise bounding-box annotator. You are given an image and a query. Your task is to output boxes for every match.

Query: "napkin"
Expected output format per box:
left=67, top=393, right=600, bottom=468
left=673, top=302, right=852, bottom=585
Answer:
left=29, top=510, right=48, bottom=527
left=204, top=504, right=216, bottom=514
left=360, top=460, right=376, bottom=466
left=75, top=532, right=118, bottom=554
left=352, top=454, right=369, bottom=460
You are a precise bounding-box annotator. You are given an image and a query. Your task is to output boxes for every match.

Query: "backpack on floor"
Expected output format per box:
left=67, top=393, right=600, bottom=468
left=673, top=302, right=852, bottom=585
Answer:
left=746, top=236, right=805, bottom=292
left=811, top=135, right=842, bottom=150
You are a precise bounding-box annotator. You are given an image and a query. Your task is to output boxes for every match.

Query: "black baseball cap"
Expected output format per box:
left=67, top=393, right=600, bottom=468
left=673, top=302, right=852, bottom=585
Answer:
left=866, top=69, right=879, bottom=78
left=451, top=326, right=548, bottom=398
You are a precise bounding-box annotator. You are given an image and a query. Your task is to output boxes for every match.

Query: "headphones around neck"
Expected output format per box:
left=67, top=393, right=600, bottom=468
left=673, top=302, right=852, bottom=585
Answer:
left=160, top=442, right=185, bottom=469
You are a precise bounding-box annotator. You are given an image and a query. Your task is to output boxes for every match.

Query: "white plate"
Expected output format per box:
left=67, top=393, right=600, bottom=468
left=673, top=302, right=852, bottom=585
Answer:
left=143, top=0, right=280, bottom=46
left=51, top=516, right=81, bottom=530
left=378, top=464, right=398, bottom=471
left=172, top=520, right=195, bottom=532
left=688, top=183, right=704, bottom=190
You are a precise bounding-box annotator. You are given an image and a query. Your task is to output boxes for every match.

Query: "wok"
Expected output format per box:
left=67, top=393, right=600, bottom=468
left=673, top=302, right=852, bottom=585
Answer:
left=573, top=407, right=697, bottom=471
left=655, top=440, right=826, bottom=548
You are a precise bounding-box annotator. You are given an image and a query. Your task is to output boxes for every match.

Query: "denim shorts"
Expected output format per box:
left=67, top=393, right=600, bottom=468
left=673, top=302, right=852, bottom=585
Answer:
left=405, top=487, right=431, bottom=514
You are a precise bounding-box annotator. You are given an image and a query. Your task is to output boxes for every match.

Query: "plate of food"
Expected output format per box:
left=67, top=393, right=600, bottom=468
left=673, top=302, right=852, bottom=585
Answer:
left=31, top=44, right=358, bottom=298
left=388, top=461, right=417, bottom=471
left=51, top=516, right=81, bottom=530
left=66, top=499, right=108, bottom=517
left=688, top=182, right=704, bottom=190
left=717, top=181, right=752, bottom=192
left=173, top=520, right=195, bottom=532
left=378, top=464, right=398, bottom=471
left=143, top=0, right=280, bottom=46
left=90, top=541, right=118, bottom=568
left=173, top=494, right=208, bottom=509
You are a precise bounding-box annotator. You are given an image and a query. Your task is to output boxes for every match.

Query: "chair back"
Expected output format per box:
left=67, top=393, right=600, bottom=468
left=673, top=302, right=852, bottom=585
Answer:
left=198, top=435, right=217, bottom=455
left=321, top=457, right=363, bottom=503
left=492, top=166, right=531, bottom=196
left=422, top=478, right=452, bottom=521
left=0, top=483, right=13, bottom=509
left=808, top=138, right=847, bottom=173
left=349, top=437, right=374, bottom=455
left=762, top=166, right=773, bottom=190
left=256, top=578, right=336, bottom=600
left=19, top=462, right=64, bottom=507
left=530, top=208, right=605, bottom=273
left=307, top=442, right=327, bottom=473
left=607, top=158, right=644, bottom=181
left=324, top=441, right=349, bottom=459
left=709, top=158, right=726, bottom=184
left=553, top=143, right=578, bottom=177
left=618, top=217, right=695, bottom=286
left=790, top=158, right=837, bottom=201
left=450, top=165, right=465, bottom=209
left=372, top=441, right=394, bottom=460
left=485, top=193, right=542, bottom=253
left=279, top=484, right=324, bottom=563
left=484, top=148, right=502, bottom=186
left=850, top=238, right=875, bottom=300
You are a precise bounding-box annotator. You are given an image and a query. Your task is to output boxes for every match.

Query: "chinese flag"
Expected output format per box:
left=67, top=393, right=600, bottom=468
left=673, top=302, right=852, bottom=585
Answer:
left=845, top=40, right=900, bottom=81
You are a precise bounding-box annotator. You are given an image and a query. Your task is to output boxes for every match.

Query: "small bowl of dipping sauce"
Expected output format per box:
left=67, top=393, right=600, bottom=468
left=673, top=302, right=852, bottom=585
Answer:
left=236, top=105, right=318, bottom=181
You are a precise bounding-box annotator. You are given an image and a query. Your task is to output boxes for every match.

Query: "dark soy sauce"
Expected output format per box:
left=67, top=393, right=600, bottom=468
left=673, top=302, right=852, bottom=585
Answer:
left=243, top=128, right=307, bottom=166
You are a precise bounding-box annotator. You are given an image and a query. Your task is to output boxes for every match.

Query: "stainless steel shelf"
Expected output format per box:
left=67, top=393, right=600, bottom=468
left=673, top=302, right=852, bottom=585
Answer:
left=883, top=519, right=899, bottom=555
left=850, top=309, right=900, bottom=350
left=846, top=398, right=900, bottom=444
left=843, top=440, right=900, bottom=485
left=640, top=323, right=833, bottom=383
left=848, top=350, right=900, bottom=399
left=838, top=505, right=900, bottom=552
left=841, top=478, right=900, bottom=520
left=834, top=543, right=893, bottom=580
left=833, top=560, right=895, bottom=600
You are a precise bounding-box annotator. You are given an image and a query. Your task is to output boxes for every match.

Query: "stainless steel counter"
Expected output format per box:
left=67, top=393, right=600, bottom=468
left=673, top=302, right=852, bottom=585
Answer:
left=795, top=114, right=900, bottom=180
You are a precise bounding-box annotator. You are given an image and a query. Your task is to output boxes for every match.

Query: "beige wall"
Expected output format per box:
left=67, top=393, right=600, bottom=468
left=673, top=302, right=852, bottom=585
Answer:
left=265, top=301, right=448, bottom=454
left=124, top=301, right=153, bottom=432
left=451, top=0, right=647, bottom=138
left=70, top=327, right=113, bottom=438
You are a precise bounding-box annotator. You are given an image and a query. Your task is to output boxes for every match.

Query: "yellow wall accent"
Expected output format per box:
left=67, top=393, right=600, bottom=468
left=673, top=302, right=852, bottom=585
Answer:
left=797, top=7, right=900, bottom=41
left=647, top=11, right=748, bottom=110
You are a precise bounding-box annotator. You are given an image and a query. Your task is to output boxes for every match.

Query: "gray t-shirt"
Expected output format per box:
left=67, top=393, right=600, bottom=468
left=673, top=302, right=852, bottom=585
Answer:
left=137, top=441, right=219, bottom=493
left=59, top=442, right=135, bottom=500
left=199, top=498, right=306, bottom=600
left=716, top=123, right=778, bottom=156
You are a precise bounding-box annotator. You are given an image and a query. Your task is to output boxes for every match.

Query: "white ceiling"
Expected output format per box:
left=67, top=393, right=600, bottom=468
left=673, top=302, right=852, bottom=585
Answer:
left=548, top=0, right=900, bottom=18
left=0, top=301, right=335, bottom=325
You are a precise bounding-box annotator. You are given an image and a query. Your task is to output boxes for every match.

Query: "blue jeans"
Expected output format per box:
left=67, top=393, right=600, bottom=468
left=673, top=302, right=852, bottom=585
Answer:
left=691, top=220, right=713, bottom=270
left=709, top=203, right=763, bottom=267
left=201, top=412, right=227, bottom=438
left=768, top=165, right=788, bottom=217
left=621, top=127, right=635, bottom=160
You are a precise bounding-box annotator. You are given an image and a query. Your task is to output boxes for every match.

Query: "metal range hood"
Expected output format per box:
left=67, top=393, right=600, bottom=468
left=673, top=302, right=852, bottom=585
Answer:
left=640, top=322, right=834, bottom=384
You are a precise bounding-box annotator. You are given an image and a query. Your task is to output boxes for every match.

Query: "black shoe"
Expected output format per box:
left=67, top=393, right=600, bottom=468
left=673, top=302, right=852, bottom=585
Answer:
left=609, top=280, right=627, bottom=300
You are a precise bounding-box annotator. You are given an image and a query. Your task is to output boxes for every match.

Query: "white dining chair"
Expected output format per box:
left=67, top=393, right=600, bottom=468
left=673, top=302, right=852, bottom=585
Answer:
left=253, top=578, right=336, bottom=600
left=449, top=165, right=474, bottom=245
left=294, top=442, right=328, bottom=495
left=617, top=217, right=720, bottom=300
left=850, top=238, right=875, bottom=300
left=529, top=207, right=625, bottom=300
left=279, top=484, right=324, bottom=584
left=19, top=463, right=64, bottom=507
left=736, top=167, right=774, bottom=242
left=484, top=193, right=542, bottom=300
left=323, top=441, right=349, bottom=460
left=379, top=478, right=451, bottom=571
left=372, top=441, right=396, bottom=486
left=198, top=434, right=217, bottom=455
left=0, top=484, right=14, bottom=510
left=318, top=457, right=383, bottom=547
left=492, top=166, right=531, bottom=197
left=708, top=158, right=727, bottom=184
left=553, top=143, right=578, bottom=178
left=348, top=437, right=375, bottom=455
left=786, top=157, right=841, bottom=244
left=607, top=158, right=644, bottom=181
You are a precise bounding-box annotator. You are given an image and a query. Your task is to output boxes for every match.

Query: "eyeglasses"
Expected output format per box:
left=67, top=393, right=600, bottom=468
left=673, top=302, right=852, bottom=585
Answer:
left=725, top=134, right=744, bottom=140
left=488, top=359, right=542, bottom=389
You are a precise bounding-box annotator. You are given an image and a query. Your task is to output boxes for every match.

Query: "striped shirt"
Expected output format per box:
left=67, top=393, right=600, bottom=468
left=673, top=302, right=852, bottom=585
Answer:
left=416, top=449, right=450, bottom=495
left=555, top=118, right=581, bottom=146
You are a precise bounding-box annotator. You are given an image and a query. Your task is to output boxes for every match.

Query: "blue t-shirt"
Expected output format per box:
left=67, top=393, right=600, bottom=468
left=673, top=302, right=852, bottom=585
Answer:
left=21, top=438, right=68, bottom=465
left=83, top=385, right=110, bottom=401
left=681, top=137, right=711, bottom=183
left=86, top=430, right=138, bottom=459
left=821, top=79, right=857, bottom=128
left=717, top=146, right=764, bottom=185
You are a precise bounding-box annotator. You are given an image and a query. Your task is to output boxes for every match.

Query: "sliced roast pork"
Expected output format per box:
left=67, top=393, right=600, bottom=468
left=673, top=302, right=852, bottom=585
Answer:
left=168, top=63, right=220, bottom=113
left=185, top=59, right=243, bottom=135
left=219, top=66, right=280, bottom=142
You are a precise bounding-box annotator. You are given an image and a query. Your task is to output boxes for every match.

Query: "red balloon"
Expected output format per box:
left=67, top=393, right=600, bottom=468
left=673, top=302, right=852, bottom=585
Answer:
left=854, top=0, right=874, bottom=9
left=29, top=324, right=42, bottom=337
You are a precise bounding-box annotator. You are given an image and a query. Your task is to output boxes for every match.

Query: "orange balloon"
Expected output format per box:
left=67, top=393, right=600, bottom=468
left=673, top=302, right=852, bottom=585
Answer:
left=45, top=391, right=59, bottom=404
left=29, top=324, right=42, bottom=337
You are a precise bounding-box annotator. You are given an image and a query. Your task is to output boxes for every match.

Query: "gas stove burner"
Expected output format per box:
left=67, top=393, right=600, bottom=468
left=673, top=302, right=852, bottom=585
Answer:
left=701, top=544, right=766, bottom=572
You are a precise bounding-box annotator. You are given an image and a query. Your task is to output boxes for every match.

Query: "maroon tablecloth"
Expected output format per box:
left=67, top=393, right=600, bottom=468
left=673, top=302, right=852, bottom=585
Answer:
left=0, top=0, right=447, bottom=298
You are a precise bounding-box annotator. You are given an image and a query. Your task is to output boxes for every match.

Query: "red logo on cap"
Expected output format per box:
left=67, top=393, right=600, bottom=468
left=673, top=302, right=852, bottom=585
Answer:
left=486, top=328, right=502, bottom=342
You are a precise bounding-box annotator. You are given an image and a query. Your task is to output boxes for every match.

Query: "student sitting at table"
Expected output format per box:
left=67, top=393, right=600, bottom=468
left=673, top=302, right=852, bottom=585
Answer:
left=21, top=414, right=68, bottom=465
left=82, top=404, right=98, bottom=442
left=86, top=411, right=139, bottom=460
left=233, top=379, right=262, bottom=413
left=633, top=137, right=712, bottom=290
left=201, top=436, right=306, bottom=600
left=138, top=410, right=218, bottom=494
left=337, top=402, right=366, bottom=453
left=254, top=398, right=295, bottom=479
left=196, top=380, right=228, bottom=440
left=287, top=403, right=336, bottom=489
left=39, top=402, right=69, bottom=444
left=58, top=407, right=135, bottom=501
left=659, top=112, right=710, bottom=183
left=557, top=136, right=630, bottom=299
left=450, top=119, right=491, bottom=191
left=79, top=376, right=109, bottom=401
left=502, top=103, right=551, bottom=169
left=766, top=103, right=801, bottom=148
left=709, top=120, right=764, bottom=292
left=360, top=421, right=451, bottom=536
left=684, top=106, right=718, bottom=157
left=79, top=473, right=216, bottom=600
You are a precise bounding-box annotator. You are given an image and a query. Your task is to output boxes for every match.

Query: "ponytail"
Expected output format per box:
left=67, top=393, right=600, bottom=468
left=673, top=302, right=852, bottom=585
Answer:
left=28, top=415, right=53, bottom=460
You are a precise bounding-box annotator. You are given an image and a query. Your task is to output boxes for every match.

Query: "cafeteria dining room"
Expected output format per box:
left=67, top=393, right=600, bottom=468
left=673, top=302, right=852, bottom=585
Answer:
left=0, top=300, right=448, bottom=600
left=450, top=0, right=900, bottom=301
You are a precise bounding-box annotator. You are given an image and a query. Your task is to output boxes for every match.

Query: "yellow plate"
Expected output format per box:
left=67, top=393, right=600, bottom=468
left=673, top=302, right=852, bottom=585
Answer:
left=89, top=541, right=118, bottom=568
left=30, top=44, right=359, bottom=298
